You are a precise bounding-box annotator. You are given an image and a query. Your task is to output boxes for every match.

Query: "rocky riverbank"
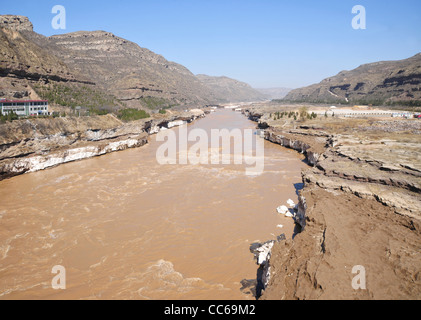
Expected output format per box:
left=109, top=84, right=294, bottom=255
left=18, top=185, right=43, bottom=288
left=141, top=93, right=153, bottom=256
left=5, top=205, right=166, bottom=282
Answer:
left=245, top=108, right=421, bottom=300
left=0, top=110, right=206, bottom=180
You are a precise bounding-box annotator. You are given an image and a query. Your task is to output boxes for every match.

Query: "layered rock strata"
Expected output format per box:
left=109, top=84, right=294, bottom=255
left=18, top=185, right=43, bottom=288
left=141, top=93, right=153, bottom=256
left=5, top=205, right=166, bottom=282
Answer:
left=0, top=111, right=205, bottom=180
left=245, top=110, right=421, bottom=300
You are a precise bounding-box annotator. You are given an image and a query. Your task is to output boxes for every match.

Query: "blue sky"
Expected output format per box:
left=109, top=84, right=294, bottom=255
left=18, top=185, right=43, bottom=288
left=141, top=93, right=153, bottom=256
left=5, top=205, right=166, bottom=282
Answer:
left=1, top=0, right=421, bottom=88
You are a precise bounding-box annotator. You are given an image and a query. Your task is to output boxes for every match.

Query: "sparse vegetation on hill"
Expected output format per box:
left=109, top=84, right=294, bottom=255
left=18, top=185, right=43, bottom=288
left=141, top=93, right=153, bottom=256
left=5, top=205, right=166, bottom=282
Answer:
left=117, top=108, right=150, bottom=122
left=33, top=83, right=122, bottom=114
left=0, top=111, right=19, bottom=123
left=139, top=96, right=177, bottom=110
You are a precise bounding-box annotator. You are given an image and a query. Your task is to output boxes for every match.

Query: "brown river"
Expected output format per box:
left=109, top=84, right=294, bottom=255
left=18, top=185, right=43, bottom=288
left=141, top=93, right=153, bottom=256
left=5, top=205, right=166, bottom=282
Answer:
left=0, top=109, right=306, bottom=300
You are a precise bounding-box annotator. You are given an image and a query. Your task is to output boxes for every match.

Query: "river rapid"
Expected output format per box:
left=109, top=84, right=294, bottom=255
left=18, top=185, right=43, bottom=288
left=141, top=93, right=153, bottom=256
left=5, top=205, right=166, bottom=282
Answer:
left=0, top=109, right=306, bottom=300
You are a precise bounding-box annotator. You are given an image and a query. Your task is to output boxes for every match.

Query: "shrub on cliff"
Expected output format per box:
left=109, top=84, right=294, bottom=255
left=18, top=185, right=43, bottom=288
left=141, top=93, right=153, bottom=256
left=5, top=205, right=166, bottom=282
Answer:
left=33, top=83, right=122, bottom=113
left=139, top=97, right=177, bottom=110
left=0, top=111, right=19, bottom=123
left=117, top=108, right=150, bottom=122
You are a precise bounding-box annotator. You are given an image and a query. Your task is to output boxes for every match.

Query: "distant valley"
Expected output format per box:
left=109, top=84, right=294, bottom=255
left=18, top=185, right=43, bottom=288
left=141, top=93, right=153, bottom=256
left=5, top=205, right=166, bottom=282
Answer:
left=255, top=87, right=292, bottom=100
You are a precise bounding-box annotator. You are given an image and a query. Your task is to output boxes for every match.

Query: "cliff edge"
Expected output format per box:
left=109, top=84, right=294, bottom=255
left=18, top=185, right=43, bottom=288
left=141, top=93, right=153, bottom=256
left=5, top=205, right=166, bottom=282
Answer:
left=245, top=107, right=421, bottom=299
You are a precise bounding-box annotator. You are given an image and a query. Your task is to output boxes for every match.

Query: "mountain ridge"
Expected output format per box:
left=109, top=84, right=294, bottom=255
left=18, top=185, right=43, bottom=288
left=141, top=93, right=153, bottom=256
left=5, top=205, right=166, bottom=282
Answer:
left=1, top=15, right=266, bottom=111
left=25, top=28, right=214, bottom=109
left=284, top=53, right=421, bottom=106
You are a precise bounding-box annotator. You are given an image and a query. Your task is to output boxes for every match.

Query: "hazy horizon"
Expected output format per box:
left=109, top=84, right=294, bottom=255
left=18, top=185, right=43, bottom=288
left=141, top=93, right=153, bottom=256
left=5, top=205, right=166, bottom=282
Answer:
left=2, top=0, right=420, bottom=89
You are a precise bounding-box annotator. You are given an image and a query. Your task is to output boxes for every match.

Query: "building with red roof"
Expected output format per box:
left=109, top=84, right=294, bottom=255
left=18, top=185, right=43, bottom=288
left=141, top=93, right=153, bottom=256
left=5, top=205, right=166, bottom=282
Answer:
left=0, top=100, right=49, bottom=117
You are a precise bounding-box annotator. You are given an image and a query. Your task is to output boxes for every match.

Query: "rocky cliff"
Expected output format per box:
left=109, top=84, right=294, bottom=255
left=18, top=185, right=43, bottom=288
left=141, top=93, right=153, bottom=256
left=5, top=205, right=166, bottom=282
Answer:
left=0, top=23, right=93, bottom=101
left=245, top=108, right=421, bottom=299
left=0, top=16, right=122, bottom=111
left=0, top=15, right=215, bottom=111
left=1, top=14, right=267, bottom=111
left=0, top=110, right=206, bottom=180
left=38, top=31, right=214, bottom=108
left=0, top=15, right=33, bottom=32
left=284, top=53, right=421, bottom=106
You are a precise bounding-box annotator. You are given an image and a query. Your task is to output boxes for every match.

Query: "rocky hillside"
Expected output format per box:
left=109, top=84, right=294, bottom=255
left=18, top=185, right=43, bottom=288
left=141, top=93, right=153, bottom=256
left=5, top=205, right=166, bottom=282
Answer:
left=0, top=15, right=215, bottom=111
left=34, top=31, right=214, bottom=109
left=0, top=15, right=126, bottom=112
left=284, top=53, right=421, bottom=106
left=1, top=15, right=268, bottom=110
left=0, top=16, right=93, bottom=100
left=197, top=74, right=268, bottom=103
left=0, top=15, right=33, bottom=32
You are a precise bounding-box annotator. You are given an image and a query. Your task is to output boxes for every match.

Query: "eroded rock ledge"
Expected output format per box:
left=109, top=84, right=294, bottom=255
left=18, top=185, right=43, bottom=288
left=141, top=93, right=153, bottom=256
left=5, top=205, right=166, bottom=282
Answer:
left=0, top=110, right=206, bottom=180
left=245, top=110, right=421, bottom=300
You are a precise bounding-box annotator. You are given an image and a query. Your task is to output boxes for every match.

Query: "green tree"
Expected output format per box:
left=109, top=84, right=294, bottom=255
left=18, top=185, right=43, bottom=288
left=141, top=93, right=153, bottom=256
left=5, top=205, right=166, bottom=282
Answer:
left=299, top=106, right=309, bottom=121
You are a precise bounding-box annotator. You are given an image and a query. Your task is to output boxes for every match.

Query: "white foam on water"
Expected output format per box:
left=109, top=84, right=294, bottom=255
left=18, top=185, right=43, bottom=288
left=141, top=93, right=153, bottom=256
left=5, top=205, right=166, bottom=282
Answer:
left=55, top=173, right=75, bottom=183
left=132, top=260, right=228, bottom=300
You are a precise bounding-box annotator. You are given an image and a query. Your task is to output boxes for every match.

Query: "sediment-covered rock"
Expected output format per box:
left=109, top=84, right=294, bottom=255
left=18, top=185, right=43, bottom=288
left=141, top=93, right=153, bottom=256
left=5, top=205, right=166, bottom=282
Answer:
left=262, top=127, right=421, bottom=299
left=0, top=110, right=205, bottom=180
left=250, top=234, right=286, bottom=298
left=264, top=129, right=327, bottom=166
left=0, top=135, right=148, bottom=178
left=245, top=109, right=421, bottom=300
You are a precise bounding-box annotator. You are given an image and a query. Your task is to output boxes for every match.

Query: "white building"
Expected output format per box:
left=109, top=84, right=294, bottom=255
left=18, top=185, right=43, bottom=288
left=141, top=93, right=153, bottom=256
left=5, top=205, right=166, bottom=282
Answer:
left=0, top=100, right=49, bottom=117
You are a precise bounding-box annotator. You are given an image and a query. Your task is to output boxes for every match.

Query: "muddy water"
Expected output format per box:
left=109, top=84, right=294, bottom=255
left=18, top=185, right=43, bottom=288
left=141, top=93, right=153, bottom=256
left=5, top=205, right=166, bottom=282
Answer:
left=0, top=109, right=306, bottom=300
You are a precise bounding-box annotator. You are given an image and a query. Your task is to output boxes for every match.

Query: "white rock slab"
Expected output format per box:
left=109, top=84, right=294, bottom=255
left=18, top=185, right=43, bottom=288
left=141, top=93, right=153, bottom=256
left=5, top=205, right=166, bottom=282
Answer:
left=277, top=205, right=289, bottom=215
left=287, top=199, right=296, bottom=208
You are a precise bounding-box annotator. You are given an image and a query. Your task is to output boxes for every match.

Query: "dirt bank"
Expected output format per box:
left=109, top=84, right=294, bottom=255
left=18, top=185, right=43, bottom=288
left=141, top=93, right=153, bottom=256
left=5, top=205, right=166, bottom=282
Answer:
left=245, top=107, right=421, bottom=300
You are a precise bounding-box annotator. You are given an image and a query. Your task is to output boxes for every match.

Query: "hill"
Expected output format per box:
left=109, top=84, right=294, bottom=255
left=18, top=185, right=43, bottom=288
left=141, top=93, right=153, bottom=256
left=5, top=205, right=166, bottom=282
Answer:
left=284, top=53, right=421, bottom=106
left=0, top=15, right=215, bottom=113
left=197, top=74, right=268, bottom=103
